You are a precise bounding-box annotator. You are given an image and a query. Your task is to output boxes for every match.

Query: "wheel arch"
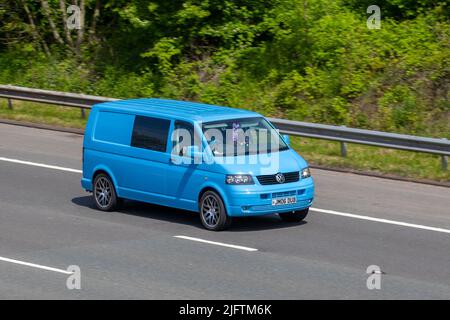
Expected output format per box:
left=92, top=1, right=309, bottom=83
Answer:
left=198, top=184, right=230, bottom=214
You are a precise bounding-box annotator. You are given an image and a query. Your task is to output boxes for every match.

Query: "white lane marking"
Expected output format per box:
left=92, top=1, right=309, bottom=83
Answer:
left=1, top=156, right=449, bottom=235
left=174, top=235, right=258, bottom=252
left=310, top=208, right=450, bottom=234
left=0, top=256, right=73, bottom=275
left=0, top=157, right=81, bottom=173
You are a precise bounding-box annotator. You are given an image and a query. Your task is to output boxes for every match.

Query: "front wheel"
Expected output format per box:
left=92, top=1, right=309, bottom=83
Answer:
left=279, top=208, right=309, bottom=222
left=199, top=191, right=232, bottom=231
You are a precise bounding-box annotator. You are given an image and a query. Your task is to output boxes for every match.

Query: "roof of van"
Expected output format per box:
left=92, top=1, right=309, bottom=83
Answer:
left=94, top=98, right=261, bottom=122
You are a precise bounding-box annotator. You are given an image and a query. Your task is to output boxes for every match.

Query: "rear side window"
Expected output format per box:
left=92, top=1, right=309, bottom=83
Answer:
left=94, top=111, right=135, bottom=145
left=131, top=116, right=170, bottom=152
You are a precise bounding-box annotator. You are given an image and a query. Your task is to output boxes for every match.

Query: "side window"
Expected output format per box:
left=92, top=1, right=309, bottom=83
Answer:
left=94, top=111, right=135, bottom=145
left=172, top=120, right=195, bottom=157
left=131, top=116, right=170, bottom=152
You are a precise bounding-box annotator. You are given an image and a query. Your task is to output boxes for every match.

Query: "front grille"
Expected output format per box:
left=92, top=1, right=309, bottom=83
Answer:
left=256, top=171, right=299, bottom=185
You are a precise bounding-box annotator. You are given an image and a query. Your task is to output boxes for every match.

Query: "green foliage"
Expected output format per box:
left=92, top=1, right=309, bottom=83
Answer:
left=378, top=85, right=421, bottom=132
left=343, top=0, right=449, bottom=19
left=0, top=0, right=448, bottom=139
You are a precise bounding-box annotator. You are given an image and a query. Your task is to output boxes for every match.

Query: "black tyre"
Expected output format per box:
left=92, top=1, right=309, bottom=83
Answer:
left=279, top=208, right=309, bottom=222
left=199, top=191, right=232, bottom=231
left=93, top=173, right=119, bottom=211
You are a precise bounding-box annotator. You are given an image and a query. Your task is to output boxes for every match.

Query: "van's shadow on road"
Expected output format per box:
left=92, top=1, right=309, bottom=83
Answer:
left=71, top=196, right=307, bottom=232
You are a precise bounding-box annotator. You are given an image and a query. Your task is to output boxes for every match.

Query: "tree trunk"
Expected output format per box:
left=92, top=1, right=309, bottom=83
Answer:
left=20, top=0, right=51, bottom=56
left=59, top=0, right=75, bottom=50
left=76, top=0, right=85, bottom=53
left=40, top=0, right=64, bottom=45
left=89, top=0, right=100, bottom=45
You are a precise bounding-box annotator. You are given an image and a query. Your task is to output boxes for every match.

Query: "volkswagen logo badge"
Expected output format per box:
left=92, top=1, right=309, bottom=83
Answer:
left=275, top=173, right=285, bottom=184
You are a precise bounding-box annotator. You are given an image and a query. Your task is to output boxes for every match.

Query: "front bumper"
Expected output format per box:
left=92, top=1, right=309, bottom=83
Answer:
left=225, top=177, right=314, bottom=217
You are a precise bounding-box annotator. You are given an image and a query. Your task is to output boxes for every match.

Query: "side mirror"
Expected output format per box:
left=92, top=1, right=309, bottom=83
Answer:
left=282, top=134, right=291, bottom=146
left=186, top=145, right=203, bottom=160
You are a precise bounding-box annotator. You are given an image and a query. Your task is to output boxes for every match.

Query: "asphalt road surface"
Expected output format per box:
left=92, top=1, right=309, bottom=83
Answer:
left=0, top=123, right=449, bottom=299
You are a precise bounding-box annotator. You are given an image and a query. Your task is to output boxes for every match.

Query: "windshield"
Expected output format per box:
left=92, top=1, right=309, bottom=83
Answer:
left=202, top=117, right=289, bottom=157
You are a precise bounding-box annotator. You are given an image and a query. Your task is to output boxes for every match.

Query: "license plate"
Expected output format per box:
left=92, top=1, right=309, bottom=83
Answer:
left=272, top=196, right=297, bottom=206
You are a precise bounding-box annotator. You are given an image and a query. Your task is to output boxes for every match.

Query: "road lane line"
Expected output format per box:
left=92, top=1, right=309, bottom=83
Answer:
left=0, top=157, right=81, bottom=173
left=310, top=208, right=450, bottom=234
left=174, top=235, right=258, bottom=252
left=2, top=156, right=449, bottom=235
left=0, top=256, right=73, bottom=275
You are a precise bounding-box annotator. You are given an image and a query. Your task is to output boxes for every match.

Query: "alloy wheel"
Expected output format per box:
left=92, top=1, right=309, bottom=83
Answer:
left=201, top=194, right=220, bottom=228
left=95, top=176, right=112, bottom=208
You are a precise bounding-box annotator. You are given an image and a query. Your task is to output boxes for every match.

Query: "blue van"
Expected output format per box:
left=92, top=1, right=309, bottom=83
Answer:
left=81, top=99, right=314, bottom=230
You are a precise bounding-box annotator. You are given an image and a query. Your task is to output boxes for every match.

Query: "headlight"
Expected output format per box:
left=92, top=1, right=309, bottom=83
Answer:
left=301, top=167, right=311, bottom=179
left=226, top=174, right=254, bottom=185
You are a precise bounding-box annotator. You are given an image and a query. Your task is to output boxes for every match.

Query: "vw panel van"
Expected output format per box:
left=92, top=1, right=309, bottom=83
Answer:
left=81, top=99, right=314, bottom=230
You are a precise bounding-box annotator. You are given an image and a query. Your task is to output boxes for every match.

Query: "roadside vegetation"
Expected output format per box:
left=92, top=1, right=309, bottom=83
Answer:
left=0, top=1, right=448, bottom=180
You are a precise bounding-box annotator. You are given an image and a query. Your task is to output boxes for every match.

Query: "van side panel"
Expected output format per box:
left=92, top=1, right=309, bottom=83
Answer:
left=83, top=108, right=198, bottom=211
left=82, top=109, right=135, bottom=193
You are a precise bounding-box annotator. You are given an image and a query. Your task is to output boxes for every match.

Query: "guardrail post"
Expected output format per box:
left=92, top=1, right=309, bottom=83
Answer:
left=442, top=139, right=448, bottom=171
left=340, top=142, right=348, bottom=157
left=7, top=98, right=12, bottom=110
left=81, top=108, right=86, bottom=119
left=340, top=126, right=347, bottom=157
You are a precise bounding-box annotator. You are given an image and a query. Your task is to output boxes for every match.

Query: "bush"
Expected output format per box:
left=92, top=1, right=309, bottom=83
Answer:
left=0, top=0, right=448, bottom=138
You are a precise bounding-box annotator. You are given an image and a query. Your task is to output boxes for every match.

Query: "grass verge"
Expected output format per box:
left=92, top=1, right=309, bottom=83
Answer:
left=290, top=137, right=449, bottom=182
left=1, top=99, right=449, bottom=182
left=0, top=100, right=89, bottom=129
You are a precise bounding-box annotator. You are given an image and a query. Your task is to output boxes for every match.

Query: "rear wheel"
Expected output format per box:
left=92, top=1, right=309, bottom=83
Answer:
left=199, top=191, right=232, bottom=231
left=93, top=173, right=119, bottom=211
left=279, top=208, right=309, bottom=222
